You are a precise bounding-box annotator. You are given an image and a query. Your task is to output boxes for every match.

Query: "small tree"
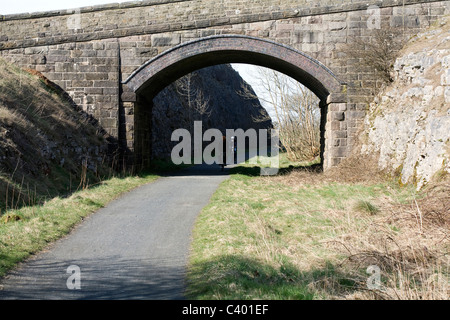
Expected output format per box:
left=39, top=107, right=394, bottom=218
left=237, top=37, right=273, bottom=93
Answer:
left=346, top=27, right=408, bottom=85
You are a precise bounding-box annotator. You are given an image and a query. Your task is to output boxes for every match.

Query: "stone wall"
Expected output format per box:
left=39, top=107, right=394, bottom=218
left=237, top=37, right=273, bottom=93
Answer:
left=0, top=40, right=121, bottom=138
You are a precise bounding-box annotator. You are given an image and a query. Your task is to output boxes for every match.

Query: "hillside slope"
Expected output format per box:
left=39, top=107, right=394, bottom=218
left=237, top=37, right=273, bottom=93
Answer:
left=152, top=64, right=272, bottom=159
left=0, top=58, right=110, bottom=211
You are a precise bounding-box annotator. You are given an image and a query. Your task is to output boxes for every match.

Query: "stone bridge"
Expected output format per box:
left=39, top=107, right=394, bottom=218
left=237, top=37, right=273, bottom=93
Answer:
left=1, top=0, right=449, bottom=169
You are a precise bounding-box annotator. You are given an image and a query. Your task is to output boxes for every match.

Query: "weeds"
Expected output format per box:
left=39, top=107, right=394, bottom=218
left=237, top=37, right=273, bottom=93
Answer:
left=345, top=25, right=408, bottom=86
left=353, top=200, right=380, bottom=215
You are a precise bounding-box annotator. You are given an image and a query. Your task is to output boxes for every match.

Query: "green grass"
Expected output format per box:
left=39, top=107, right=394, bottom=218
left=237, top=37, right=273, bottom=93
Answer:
left=186, top=175, right=379, bottom=299
left=186, top=155, right=447, bottom=300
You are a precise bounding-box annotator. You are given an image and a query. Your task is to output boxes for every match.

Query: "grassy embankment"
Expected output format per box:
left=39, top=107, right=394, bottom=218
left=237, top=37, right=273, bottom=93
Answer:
left=187, top=154, right=449, bottom=300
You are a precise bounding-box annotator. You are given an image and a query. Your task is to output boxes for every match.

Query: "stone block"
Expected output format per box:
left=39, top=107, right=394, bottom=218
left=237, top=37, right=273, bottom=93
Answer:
left=100, top=117, right=117, bottom=129
left=94, top=80, right=117, bottom=88
left=329, top=103, right=347, bottom=112
left=121, top=92, right=137, bottom=102
left=85, top=73, right=108, bottom=81
left=331, top=120, right=341, bottom=131
left=62, top=72, right=85, bottom=81
left=85, top=87, right=103, bottom=95
left=333, top=111, right=345, bottom=121
left=333, top=146, right=349, bottom=158
left=333, top=131, right=348, bottom=139
left=93, top=42, right=105, bottom=50
left=55, top=62, right=76, bottom=72
left=70, top=80, right=94, bottom=88
left=328, top=21, right=348, bottom=31
left=301, top=43, right=319, bottom=52
left=103, top=87, right=119, bottom=95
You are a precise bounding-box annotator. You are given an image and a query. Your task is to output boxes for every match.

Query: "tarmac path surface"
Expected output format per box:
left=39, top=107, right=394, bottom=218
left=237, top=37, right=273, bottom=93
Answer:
left=0, top=164, right=230, bottom=300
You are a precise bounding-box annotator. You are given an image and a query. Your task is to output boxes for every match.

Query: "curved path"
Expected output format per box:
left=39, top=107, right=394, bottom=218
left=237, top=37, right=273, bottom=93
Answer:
left=0, top=164, right=230, bottom=300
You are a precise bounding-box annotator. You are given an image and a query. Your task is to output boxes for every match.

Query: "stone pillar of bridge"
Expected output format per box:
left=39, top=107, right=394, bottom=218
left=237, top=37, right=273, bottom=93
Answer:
left=120, top=90, right=153, bottom=169
left=119, top=90, right=135, bottom=168
left=321, top=93, right=349, bottom=171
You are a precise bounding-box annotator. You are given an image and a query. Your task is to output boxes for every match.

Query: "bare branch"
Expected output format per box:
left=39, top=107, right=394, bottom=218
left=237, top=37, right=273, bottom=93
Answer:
left=238, top=66, right=321, bottom=161
left=175, top=72, right=212, bottom=123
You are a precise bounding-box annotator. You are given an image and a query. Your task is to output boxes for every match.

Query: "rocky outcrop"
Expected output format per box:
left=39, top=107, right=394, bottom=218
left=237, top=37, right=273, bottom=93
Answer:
left=151, top=64, right=272, bottom=159
left=360, top=16, right=450, bottom=189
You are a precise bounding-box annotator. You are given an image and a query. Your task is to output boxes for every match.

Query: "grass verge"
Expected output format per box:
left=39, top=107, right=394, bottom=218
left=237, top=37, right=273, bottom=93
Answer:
left=186, top=155, right=449, bottom=300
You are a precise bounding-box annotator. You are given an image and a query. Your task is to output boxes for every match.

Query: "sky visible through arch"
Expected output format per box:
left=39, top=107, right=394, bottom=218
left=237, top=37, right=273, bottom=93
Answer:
left=0, top=0, right=281, bottom=119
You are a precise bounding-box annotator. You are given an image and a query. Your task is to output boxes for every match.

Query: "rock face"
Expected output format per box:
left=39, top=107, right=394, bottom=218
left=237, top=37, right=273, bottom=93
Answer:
left=361, top=16, right=450, bottom=189
left=151, top=64, right=272, bottom=159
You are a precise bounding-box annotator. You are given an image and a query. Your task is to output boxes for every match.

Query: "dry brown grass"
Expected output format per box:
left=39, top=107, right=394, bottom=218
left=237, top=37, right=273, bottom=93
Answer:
left=190, top=158, right=449, bottom=299
left=270, top=156, right=449, bottom=299
left=337, top=187, right=449, bottom=300
left=272, top=153, right=388, bottom=187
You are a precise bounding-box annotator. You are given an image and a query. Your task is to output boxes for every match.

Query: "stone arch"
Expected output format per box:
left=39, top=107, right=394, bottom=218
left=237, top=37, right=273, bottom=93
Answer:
left=121, top=35, right=347, bottom=169
left=123, top=35, right=344, bottom=101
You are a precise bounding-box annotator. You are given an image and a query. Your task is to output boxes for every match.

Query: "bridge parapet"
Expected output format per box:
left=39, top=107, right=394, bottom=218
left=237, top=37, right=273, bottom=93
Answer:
left=1, top=0, right=448, bottom=50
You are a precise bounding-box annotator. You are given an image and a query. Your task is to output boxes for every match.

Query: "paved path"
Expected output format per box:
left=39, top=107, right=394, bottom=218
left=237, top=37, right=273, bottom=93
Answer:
left=0, top=164, right=230, bottom=300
